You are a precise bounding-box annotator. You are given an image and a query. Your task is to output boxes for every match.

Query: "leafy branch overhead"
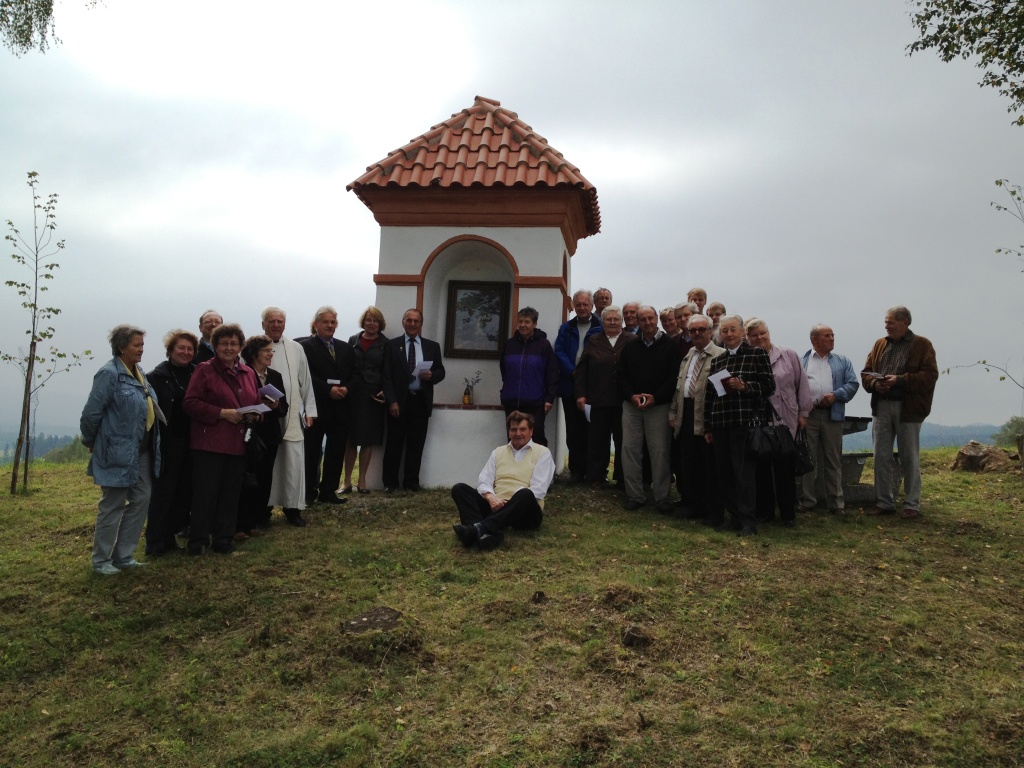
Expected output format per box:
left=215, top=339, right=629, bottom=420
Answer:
left=0, top=0, right=98, bottom=55
left=907, top=1, right=1024, bottom=125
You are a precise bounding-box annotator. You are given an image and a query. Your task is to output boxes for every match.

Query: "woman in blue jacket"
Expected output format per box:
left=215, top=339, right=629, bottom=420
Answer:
left=499, top=307, right=558, bottom=446
left=80, top=324, right=162, bottom=576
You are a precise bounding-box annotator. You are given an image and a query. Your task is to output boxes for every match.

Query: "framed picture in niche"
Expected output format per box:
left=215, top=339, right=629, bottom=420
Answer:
left=444, top=280, right=510, bottom=359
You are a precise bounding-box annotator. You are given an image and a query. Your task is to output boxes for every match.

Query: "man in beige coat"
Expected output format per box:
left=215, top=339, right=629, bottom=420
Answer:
left=669, top=314, right=724, bottom=525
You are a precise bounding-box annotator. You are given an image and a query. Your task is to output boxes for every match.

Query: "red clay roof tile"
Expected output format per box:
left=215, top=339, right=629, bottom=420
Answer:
left=347, top=96, right=600, bottom=237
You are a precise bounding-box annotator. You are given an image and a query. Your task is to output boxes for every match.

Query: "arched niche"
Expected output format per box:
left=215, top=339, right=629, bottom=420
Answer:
left=423, top=236, right=516, bottom=407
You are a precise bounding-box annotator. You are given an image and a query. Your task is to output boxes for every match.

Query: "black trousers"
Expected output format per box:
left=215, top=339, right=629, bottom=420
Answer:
left=238, top=442, right=280, bottom=532
left=586, top=404, right=623, bottom=484
left=383, top=394, right=429, bottom=489
left=304, top=416, right=348, bottom=500
left=189, top=450, right=246, bottom=551
left=755, top=450, right=797, bottom=523
left=678, top=399, right=722, bottom=523
left=711, top=426, right=757, bottom=530
left=561, top=394, right=588, bottom=478
left=451, top=484, right=543, bottom=534
left=145, top=435, right=191, bottom=554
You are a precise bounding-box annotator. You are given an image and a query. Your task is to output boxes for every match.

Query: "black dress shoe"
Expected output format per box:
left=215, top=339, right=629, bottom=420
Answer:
left=624, top=499, right=645, bottom=511
left=656, top=500, right=675, bottom=515
left=404, top=484, right=422, bottom=493
left=737, top=526, right=758, bottom=537
left=477, top=531, right=504, bottom=551
left=782, top=519, right=796, bottom=528
left=383, top=487, right=396, bottom=493
left=317, top=494, right=348, bottom=505
left=452, top=524, right=477, bottom=548
left=285, top=511, right=307, bottom=527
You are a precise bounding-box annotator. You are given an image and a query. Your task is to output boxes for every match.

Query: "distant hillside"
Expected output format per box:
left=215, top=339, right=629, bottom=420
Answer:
left=843, top=423, right=1002, bottom=452
left=0, top=433, right=77, bottom=466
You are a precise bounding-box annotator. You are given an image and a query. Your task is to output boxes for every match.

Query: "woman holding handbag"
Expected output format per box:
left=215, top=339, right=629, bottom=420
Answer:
left=745, top=318, right=812, bottom=527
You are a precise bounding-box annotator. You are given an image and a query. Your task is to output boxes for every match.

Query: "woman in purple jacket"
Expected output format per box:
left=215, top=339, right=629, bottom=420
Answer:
left=183, top=323, right=262, bottom=555
left=499, top=307, right=558, bottom=446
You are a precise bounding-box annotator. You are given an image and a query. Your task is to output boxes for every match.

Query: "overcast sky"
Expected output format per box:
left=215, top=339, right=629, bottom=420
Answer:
left=1, top=0, right=1022, bottom=433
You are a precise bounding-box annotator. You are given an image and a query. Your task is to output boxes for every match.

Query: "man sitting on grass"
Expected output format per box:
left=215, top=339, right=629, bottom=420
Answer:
left=450, top=410, right=555, bottom=551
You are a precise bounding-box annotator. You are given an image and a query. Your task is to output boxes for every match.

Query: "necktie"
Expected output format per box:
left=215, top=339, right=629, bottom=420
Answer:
left=327, top=339, right=335, bottom=360
left=687, top=351, right=704, bottom=398
left=407, top=337, right=416, bottom=380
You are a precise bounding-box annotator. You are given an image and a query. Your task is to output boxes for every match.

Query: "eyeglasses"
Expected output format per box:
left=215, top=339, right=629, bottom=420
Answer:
left=690, top=327, right=710, bottom=333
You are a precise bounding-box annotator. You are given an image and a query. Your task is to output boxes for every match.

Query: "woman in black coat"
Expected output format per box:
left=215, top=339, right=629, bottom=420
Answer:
left=145, top=329, right=198, bottom=556
left=342, top=307, right=389, bottom=493
left=236, top=334, right=288, bottom=537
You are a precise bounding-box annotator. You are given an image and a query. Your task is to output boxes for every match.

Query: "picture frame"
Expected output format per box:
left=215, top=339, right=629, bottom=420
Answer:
left=444, top=280, right=511, bottom=359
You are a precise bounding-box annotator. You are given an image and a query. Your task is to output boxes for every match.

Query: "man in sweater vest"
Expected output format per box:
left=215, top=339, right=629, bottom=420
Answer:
left=450, top=410, right=556, bottom=551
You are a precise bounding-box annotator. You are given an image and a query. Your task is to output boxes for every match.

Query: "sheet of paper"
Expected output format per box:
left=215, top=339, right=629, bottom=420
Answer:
left=409, top=361, right=432, bottom=391
left=708, top=368, right=732, bottom=397
left=584, top=403, right=592, bottom=423
left=236, top=403, right=272, bottom=414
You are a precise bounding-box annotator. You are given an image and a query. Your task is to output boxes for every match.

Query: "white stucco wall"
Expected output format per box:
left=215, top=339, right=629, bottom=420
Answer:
left=369, top=225, right=573, bottom=488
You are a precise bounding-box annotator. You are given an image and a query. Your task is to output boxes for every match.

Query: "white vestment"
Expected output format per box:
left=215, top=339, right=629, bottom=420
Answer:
left=268, top=336, right=318, bottom=509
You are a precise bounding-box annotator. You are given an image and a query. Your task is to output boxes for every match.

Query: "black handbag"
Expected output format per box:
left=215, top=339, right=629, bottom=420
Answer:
left=746, top=403, right=795, bottom=459
left=243, top=427, right=268, bottom=488
left=793, top=428, right=815, bottom=476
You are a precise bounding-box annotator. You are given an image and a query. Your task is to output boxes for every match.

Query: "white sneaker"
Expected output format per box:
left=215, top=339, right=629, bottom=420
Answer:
left=93, top=563, right=121, bottom=576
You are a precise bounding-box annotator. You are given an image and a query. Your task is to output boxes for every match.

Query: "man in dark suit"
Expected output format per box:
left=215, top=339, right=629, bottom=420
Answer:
left=300, top=306, right=354, bottom=506
left=381, top=308, right=446, bottom=492
left=194, top=309, right=222, bottom=364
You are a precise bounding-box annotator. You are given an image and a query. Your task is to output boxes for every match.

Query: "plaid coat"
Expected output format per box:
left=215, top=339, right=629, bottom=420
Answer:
left=703, top=341, right=776, bottom=431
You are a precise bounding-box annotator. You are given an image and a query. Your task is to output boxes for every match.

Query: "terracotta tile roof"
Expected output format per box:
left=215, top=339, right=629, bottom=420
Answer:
left=348, top=96, right=600, bottom=237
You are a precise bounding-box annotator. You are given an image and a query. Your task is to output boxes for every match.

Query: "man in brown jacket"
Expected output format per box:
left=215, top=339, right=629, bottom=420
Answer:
left=861, top=306, right=937, bottom=519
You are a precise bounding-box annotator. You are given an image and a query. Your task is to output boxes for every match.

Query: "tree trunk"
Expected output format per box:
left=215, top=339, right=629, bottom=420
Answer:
left=9, top=339, right=37, bottom=494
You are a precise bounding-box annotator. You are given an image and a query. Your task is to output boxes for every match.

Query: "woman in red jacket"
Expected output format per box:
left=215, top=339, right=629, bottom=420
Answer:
left=183, top=323, right=262, bottom=555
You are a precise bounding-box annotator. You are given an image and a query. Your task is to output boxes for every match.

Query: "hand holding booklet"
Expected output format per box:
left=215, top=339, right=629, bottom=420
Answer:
left=259, top=383, right=285, bottom=401
left=236, top=403, right=272, bottom=414
left=708, top=368, right=732, bottom=396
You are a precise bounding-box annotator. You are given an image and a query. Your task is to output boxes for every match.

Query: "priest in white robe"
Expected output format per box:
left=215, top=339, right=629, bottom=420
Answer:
left=262, top=306, right=318, bottom=526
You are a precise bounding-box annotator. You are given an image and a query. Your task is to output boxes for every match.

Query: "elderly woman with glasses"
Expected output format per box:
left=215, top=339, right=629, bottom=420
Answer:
left=80, top=324, right=162, bottom=575
left=183, top=323, right=262, bottom=555
left=236, top=333, right=288, bottom=538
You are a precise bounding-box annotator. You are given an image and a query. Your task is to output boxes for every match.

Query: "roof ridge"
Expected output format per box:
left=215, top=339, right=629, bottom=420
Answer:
left=347, top=96, right=601, bottom=236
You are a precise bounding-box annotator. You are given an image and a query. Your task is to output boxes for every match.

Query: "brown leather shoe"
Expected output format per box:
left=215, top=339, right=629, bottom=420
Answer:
left=899, top=508, right=921, bottom=519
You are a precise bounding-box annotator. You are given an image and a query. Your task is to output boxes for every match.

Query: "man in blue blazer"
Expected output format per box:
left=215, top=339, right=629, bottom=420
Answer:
left=381, top=308, right=446, bottom=491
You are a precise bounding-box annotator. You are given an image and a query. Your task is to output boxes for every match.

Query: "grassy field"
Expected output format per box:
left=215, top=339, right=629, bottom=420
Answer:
left=1, top=449, right=1023, bottom=767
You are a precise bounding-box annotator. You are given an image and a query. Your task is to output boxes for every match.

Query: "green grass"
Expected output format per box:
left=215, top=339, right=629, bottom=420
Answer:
left=1, top=449, right=1023, bottom=766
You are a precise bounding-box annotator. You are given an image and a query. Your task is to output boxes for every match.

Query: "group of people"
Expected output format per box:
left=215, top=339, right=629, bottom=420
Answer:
left=81, top=304, right=446, bottom=573
left=81, top=287, right=938, bottom=572
left=544, top=289, right=937, bottom=540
